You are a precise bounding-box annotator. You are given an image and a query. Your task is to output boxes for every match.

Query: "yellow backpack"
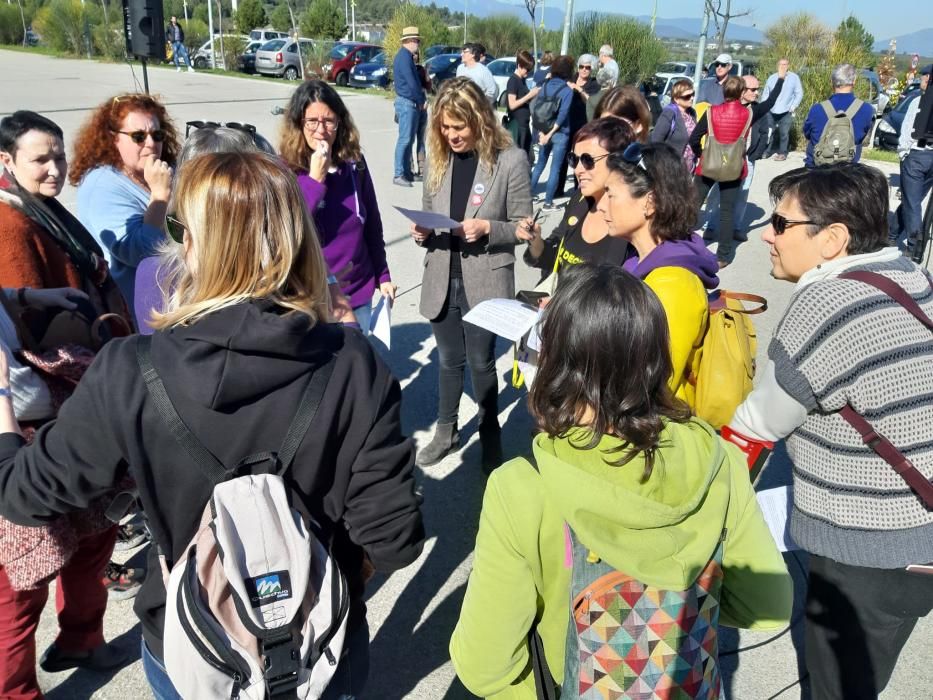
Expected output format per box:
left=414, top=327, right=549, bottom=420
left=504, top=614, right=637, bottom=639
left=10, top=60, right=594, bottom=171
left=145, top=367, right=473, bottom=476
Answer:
left=684, top=291, right=767, bottom=429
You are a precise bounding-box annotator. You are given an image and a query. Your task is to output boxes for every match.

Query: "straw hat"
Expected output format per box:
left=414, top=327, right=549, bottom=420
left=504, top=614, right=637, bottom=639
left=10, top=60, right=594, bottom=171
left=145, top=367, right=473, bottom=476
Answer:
left=401, top=26, right=420, bottom=42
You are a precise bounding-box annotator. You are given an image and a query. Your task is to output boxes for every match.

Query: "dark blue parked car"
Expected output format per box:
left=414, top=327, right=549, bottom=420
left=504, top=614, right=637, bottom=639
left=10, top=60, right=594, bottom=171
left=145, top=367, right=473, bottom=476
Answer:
left=874, top=89, right=921, bottom=151
left=349, top=51, right=389, bottom=89
left=425, top=53, right=462, bottom=93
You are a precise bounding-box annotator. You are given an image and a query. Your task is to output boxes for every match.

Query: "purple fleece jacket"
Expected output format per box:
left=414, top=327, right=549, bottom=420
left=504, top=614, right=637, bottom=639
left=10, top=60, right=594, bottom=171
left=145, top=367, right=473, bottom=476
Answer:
left=623, top=233, right=720, bottom=290
left=297, top=161, right=391, bottom=309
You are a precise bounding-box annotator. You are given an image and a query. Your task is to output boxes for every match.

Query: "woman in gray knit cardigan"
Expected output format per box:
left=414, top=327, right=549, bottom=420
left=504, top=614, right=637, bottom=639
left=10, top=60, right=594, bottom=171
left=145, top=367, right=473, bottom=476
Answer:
left=726, top=163, right=933, bottom=700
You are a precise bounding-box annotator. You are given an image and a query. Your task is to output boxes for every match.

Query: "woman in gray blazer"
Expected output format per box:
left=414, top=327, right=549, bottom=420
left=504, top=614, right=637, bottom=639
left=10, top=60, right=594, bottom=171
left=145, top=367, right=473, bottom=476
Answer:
left=410, top=77, right=532, bottom=473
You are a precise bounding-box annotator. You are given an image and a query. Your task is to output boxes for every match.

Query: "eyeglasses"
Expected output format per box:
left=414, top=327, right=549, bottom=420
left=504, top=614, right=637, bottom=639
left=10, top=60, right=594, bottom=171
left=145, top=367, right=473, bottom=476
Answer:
left=185, top=120, right=257, bottom=138
left=567, top=152, right=609, bottom=170
left=165, top=215, right=187, bottom=244
left=770, top=212, right=817, bottom=235
left=744, top=87, right=761, bottom=93
left=113, top=129, right=166, bottom=144
left=621, top=142, right=648, bottom=172
left=302, top=117, right=339, bottom=132
left=678, top=93, right=695, bottom=100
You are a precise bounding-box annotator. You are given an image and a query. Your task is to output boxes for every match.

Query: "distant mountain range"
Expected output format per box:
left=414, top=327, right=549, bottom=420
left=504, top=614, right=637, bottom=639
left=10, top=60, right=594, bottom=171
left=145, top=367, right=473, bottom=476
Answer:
left=873, top=29, right=933, bottom=57
left=420, top=1, right=766, bottom=43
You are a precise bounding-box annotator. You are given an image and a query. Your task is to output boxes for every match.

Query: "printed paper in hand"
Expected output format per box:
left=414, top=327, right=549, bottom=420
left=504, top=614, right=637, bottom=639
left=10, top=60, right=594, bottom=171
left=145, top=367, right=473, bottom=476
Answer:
left=755, top=486, right=800, bottom=552
left=463, top=299, right=540, bottom=342
left=369, top=295, right=391, bottom=349
left=393, top=206, right=461, bottom=231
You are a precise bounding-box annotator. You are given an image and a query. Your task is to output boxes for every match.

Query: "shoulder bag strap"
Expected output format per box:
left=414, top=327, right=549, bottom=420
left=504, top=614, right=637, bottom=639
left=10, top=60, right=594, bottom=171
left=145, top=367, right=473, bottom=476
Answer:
left=839, top=404, right=933, bottom=509
left=839, top=270, right=933, bottom=330
left=717, top=290, right=768, bottom=314
left=844, top=98, right=864, bottom=119
left=136, top=335, right=228, bottom=485
left=740, top=106, right=753, bottom=138
left=821, top=100, right=837, bottom=120
left=276, top=353, right=336, bottom=471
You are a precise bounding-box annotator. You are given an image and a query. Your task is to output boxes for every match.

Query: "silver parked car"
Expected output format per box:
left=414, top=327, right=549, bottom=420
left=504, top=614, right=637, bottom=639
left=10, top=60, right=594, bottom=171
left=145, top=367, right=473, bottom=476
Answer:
left=255, top=37, right=315, bottom=80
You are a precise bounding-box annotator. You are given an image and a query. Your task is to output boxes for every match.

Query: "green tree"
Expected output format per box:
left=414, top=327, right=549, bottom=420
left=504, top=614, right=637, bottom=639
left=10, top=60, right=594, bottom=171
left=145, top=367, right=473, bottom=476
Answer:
left=0, top=5, right=26, bottom=45
left=569, top=14, right=663, bottom=85
left=384, top=1, right=453, bottom=83
left=33, top=0, right=98, bottom=54
left=193, top=3, right=209, bottom=25
left=300, top=0, right=345, bottom=40
left=234, top=0, right=266, bottom=35
left=469, top=14, right=532, bottom=58
left=836, top=15, right=874, bottom=57
left=269, top=3, right=293, bottom=33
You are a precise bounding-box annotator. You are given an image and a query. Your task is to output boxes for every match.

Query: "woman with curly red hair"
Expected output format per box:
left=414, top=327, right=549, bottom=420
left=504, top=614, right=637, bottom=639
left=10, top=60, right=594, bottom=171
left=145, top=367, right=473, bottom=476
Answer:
left=71, top=94, right=179, bottom=322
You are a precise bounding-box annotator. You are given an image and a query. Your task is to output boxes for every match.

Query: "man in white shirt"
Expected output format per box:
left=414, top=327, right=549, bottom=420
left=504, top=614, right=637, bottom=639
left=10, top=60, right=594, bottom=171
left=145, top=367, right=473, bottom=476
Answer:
left=896, top=64, right=933, bottom=261
left=598, top=45, right=619, bottom=88
left=760, top=58, right=804, bottom=161
left=456, top=43, right=499, bottom=105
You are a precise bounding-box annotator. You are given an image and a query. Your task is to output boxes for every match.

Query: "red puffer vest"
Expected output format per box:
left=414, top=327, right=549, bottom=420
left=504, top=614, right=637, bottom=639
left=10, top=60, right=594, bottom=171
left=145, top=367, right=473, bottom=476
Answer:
left=696, top=101, right=752, bottom=180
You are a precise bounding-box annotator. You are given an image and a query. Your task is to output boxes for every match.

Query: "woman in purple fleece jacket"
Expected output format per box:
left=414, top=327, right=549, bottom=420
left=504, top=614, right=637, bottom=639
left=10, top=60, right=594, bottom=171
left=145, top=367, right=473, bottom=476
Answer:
left=281, top=81, right=395, bottom=332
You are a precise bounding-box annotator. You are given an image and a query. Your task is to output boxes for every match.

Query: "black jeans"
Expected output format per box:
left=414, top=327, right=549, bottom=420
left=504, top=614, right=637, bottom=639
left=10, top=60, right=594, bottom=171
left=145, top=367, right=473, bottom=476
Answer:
left=430, top=276, right=500, bottom=428
left=805, top=554, right=933, bottom=700
left=696, top=175, right=741, bottom=262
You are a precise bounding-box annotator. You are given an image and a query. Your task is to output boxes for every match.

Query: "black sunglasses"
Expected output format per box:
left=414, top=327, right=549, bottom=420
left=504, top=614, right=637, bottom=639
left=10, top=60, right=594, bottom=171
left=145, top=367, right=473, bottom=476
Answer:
left=578, top=65, right=592, bottom=70
left=114, top=129, right=165, bottom=144
left=567, top=152, right=609, bottom=170
left=165, top=215, right=187, bottom=244
left=185, top=120, right=257, bottom=138
left=678, top=92, right=696, bottom=100
left=771, top=213, right=817, bottom=235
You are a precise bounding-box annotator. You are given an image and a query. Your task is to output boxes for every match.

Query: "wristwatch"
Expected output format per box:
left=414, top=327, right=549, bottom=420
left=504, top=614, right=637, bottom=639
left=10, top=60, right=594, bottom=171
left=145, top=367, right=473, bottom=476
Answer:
left=0, top=388, right=12, bottom=399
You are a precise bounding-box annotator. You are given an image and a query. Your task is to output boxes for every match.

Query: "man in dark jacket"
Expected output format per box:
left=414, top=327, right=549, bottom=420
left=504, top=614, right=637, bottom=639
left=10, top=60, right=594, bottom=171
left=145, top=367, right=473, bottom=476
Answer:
left=392, top=26, right=425, bottom=187
left=166, top=16, right=194, bottom=73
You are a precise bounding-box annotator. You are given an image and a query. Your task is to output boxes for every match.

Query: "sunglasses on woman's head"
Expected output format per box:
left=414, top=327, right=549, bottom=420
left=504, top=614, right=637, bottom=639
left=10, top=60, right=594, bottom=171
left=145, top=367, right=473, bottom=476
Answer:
left=620, top=142, right=648, bottom=171
left=115, top=129, right=165, bottom=144
left=567, top=152, right=609, bottom=170
left=770, top=212, right=816, bottom=235
left=165, top=215, right=187, bottom=244
left=185, top=120, right=257, bottom=138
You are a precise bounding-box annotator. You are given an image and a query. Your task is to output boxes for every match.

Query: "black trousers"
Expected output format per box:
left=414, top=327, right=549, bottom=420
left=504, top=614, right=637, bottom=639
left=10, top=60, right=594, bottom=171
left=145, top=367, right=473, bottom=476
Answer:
left=430, top=276, right=499, bottom=428
left=695, top=174, right=741, bottom=262
left=805, top=553, right=933, bottom=700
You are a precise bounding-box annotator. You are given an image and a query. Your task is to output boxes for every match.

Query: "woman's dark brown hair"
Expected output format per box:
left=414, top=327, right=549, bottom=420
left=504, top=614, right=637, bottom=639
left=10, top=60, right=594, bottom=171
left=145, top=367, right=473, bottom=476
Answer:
left=572, top=116, right=636, bottom=153
left=69, top=94, right=180, bottom=185
left=593, top=86, right=652, bottom=142
left=549, top=55, right=575, bottom=81
left=530, top=264, right=691, bottom=479
left=280, top=79, right=363, bottom=171
left=606, top=143, right=697, bottom=243
left=722, top=76, right=745, bottom=101
left=516, top=50, right=534, bottom=72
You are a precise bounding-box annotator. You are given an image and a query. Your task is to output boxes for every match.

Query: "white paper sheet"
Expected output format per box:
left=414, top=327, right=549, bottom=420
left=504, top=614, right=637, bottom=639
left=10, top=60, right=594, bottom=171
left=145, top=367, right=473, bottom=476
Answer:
left=756, top=486, right=800, bottom=552
left=463, top=299, right=540, bottom=342
left=526, top=312, right=544, bottom=352
left=393, top=206, right=461, bottom=231
left=369, top=295, right=391, bottom=349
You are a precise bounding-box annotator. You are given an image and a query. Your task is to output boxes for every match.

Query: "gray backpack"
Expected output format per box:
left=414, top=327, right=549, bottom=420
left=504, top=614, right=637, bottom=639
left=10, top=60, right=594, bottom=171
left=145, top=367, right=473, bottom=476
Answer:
left=813, top=99, right=864, bottom=165
left=137, top=336, right=349, bottom=700
left=701, top=105, right=752, bottom=182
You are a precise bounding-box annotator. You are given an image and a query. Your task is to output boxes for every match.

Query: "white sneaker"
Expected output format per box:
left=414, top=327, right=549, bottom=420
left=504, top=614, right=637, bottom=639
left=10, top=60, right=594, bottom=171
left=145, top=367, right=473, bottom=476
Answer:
left=188, top=65, right=195, bottom=73
left=176, top=67, right=181, bottom=72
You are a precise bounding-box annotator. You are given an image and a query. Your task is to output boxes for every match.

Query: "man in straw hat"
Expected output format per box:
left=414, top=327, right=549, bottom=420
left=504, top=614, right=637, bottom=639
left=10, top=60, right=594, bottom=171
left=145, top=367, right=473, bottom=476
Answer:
left=393, top=26, right=426, bottom=187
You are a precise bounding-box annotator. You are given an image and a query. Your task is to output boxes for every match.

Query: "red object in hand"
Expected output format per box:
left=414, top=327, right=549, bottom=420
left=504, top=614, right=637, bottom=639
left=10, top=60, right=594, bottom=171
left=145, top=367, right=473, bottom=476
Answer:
left=720, top=425, right=774, bottom=481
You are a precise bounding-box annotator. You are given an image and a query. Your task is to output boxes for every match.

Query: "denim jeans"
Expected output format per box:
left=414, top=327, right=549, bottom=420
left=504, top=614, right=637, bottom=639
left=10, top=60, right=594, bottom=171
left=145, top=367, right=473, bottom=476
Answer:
left=171, top=41, right=191, bottom=68
left=394, top=97, right=419, bottom=180
left=142, top=621, right=370, bottom=700
left=353, top=302, right=372, bottom=336
left=530, top=130, right=570, bottom=205
left=696, top=174, right=742, bottom=262
left=900, top=149, right=933, bottom=247
left=430, top=276, right=500, bottom=428
left=705, top=160, right=755, bottom=234
left=765, top=112, right=793, bottom=156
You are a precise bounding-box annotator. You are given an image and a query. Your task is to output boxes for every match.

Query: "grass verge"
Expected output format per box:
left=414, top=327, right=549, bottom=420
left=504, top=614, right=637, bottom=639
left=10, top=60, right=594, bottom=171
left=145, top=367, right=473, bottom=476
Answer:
left=862, top=148, right=900, bottom=164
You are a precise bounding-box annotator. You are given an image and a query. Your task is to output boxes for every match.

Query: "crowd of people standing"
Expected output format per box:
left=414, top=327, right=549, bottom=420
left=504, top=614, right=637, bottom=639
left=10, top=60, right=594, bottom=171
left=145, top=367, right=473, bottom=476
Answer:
left=0, top=33, right=930, bottom=700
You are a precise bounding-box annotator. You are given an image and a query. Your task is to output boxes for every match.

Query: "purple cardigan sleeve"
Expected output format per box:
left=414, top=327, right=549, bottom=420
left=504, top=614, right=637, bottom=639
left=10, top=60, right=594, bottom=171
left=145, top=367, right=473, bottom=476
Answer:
left=298, top=173, right=327, bottom=212
left=359, top=164, right=391, bottom=285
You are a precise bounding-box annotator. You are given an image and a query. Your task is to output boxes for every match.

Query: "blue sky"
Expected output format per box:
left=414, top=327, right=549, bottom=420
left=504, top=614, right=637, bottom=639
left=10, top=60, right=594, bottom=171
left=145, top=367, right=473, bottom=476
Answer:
left=573, top=0, right=927, bottom=41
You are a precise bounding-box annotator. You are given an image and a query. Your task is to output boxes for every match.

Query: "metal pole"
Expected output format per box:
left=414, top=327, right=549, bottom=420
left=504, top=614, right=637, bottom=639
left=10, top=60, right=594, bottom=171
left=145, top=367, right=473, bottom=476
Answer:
left=463, top=0, right=467, bottom=43
left=183, top=0, right=188, bottom=23
left=693, top=2, right=710, bottom=87
left=651, top=0, right=658, bottom=33
left=351, top=0, right=356, bottom=41
left=207, top=0, right=216, bottom=69
left=142, top=57, right=150, bottom=93
left=560, top=0, right=573, bottom=55
left=216, top=0, right=225, bottom=69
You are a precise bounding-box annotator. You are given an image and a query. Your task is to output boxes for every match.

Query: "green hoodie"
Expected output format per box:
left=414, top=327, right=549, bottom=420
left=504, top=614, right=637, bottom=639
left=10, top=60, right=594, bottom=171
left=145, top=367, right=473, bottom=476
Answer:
left=450, top=419, right=793, bottom=699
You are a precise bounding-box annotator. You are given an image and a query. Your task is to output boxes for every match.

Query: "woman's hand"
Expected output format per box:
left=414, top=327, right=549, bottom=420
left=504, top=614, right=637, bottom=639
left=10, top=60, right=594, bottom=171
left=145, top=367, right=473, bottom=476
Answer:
left=456, top=219, right=490, bottom=243
left=516, top=217, right=544, bottom=258
left=308, top=142, right=331, bottom=183
left=0, top=344, right=21, bottom=437
left=410, top=223, right=432, bottom=244
left=538, top=132, right=551, bottom=146
left=21, top=287, right=89, bottom=311
left=143, top=157, right=173, bottom=202
left=0, top=343, right=11, bottom=391
left=328, top=283, right=356, bottom=324
left=379, top=281, right=397, bottom=304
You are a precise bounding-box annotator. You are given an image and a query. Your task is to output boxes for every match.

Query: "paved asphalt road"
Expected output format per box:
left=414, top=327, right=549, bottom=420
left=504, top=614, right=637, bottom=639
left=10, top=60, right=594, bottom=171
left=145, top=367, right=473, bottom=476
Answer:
left=2, top=49, right=931, bottom=700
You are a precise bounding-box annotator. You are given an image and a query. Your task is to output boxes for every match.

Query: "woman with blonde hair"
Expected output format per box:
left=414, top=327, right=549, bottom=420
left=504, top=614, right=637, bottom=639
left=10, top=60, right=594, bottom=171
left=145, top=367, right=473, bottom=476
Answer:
left=281, top=79, right=394, bottom=333
left=0, top=151, right=425, bottom=699
left=411, top=77, right=532, bottom=472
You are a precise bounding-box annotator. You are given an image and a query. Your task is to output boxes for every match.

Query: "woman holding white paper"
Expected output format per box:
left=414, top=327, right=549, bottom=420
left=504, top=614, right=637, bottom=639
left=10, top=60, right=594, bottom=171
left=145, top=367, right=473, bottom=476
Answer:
left=410, top=77, right=532, bottom=473
left=282, top=80, right=394, bottom=333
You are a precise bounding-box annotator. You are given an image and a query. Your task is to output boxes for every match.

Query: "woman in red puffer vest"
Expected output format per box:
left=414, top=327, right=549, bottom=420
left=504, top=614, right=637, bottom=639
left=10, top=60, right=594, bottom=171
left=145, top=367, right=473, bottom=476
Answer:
left=690, top=69, right=786, bottom=267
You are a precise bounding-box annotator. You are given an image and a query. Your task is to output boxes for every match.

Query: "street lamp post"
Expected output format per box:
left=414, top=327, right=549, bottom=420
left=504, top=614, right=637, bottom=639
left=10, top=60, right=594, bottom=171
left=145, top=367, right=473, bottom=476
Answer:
left=693, top=1, right=710, bottom=87
left=559, top=0, right=573, bottom=55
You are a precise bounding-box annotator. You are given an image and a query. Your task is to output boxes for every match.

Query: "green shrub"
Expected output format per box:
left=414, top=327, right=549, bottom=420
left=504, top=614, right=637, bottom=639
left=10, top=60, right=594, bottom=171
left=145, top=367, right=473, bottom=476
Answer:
left=0, top=5, right=25, bottom=45
left=384, top=1, right=454, bottom=84
left=33, top=0, right=98, bottom=55
left=301, top=0, right=345, bottom=41
left=234, top=0, right=266, bottom=36
left=569, top=13, right=664, bottom=84
left=469, top=14, right=532, bottom=58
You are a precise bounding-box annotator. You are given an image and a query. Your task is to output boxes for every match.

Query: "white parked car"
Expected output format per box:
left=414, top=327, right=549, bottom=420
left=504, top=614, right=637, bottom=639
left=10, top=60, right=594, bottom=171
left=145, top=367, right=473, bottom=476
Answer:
left=192, top=35, right=249, bottom=70
left=487, top=57, right=534, bottom=108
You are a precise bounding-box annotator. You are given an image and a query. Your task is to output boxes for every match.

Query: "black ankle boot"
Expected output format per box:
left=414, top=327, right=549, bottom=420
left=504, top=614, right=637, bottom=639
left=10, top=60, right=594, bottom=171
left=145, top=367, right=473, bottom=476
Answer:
left=480, top=425, right=503, bottom=475
left=416, top=422, right=460, bottom=467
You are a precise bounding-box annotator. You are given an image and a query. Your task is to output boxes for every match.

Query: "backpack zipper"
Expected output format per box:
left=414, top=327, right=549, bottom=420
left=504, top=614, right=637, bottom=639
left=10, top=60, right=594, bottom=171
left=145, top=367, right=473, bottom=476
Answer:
left=230, top=672, right=242, bottom=700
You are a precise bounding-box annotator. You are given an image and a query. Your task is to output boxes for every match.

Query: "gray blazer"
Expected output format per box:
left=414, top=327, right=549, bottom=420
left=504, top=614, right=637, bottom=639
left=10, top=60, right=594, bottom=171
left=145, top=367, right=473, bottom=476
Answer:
left=417, top=146, right=532, bottom=321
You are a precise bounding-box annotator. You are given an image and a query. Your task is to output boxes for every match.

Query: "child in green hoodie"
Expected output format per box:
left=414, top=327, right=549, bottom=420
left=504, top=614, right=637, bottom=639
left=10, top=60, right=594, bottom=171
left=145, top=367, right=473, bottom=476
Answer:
left=450, top=264, right=792, bottom=699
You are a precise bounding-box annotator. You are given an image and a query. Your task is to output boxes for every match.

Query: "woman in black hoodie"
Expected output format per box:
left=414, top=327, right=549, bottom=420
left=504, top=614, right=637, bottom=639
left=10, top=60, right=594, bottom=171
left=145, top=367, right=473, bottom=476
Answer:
left=0, top=152, right=425, bottom=699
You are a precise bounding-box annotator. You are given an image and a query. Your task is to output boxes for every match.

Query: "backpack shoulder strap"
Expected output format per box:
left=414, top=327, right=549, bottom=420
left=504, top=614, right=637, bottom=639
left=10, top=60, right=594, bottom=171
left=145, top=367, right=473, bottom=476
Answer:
left=839, top=270, right=933, bottom=330
left=740, top=106, right=753, bottom=137
left=821, top=100, right=837, bottom=120
left=844, top=98, right=865, bottom=119
left=276, top=353, right=337, bottom=470
left=136, top=335, right=228, bottom=485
